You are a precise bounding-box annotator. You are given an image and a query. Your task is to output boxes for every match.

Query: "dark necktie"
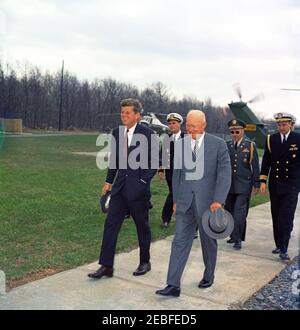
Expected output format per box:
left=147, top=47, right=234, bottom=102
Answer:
left=234, top=141, right=238, bottom=150
left=282, top=134, right=287, bottom=144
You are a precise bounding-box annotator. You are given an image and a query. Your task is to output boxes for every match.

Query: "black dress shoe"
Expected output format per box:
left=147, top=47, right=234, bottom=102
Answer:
left=156, top=285, right=180, bottom=297
left=133, top=262, right=151, bottom=276
left=227, top=238, right=235, bottom=244
left=272, top=248, right=281, bottom=254
left=198, top=279, right=213, bottom=289
left=88, top=266, right=113, bottom=279
left=279, top=253, right=290, bottom=261
left=233, top=241, right=242, bottom=250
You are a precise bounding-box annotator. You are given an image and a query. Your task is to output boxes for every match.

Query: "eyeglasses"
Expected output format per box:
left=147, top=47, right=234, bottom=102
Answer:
left=230, top=131, right=241, bottom=135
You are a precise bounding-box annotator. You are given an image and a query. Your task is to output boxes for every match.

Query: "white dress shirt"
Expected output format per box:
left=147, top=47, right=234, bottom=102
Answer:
left=172, top=130, right=182, bottom=141
left=232, top=137, right=244, bottom=148
left=191, top=132, right=205, bottom=151
left=280, top=130, right=291, bottom=143
left=125, top=123, right=137, bottom=146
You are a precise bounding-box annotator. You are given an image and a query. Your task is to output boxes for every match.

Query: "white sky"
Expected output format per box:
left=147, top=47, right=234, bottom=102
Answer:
left=1, top=0, right=300, bottom=121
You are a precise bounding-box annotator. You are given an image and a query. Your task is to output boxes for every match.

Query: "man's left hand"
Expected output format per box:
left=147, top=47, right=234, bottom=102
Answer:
left=253, top=187, right=260, bottom=194
left=210, top=202, right=222, bottom=212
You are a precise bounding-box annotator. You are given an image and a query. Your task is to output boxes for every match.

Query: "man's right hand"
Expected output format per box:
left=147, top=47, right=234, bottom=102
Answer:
left=102, top=183, right=112, bottom=195
left=260, top=182, right=267, bottom=194
left=158, top=171, right=165, bottom=180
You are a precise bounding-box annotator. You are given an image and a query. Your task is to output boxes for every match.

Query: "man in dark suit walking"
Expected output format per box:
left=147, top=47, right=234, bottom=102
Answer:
left=260, top=112, right=300, bottom=261
left=88, top=98, right=158, bottom=279
left=225, top=119, right=260, bottom=250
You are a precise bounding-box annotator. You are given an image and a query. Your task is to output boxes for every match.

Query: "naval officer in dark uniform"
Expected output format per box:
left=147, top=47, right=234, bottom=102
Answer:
left=225, top=119, right=260, bottom=250
left=158, top=113, right=185, bottom=228
left=260, top=112, right=300, bottom=261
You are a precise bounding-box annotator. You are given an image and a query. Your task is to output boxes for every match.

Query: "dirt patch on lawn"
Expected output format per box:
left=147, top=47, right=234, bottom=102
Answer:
left=7, top=268, right=62, bottom=291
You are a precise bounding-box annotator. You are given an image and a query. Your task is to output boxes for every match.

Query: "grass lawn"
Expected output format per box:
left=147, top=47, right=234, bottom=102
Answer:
left=0, top=134, right=269, bottom=288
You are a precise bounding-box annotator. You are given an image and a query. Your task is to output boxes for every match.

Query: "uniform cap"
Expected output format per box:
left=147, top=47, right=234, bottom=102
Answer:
left=167, top=113, right=183, bottom=124
left=274, top=112, right=294, bottom=123
left=228, top=119, right=246, bottom=130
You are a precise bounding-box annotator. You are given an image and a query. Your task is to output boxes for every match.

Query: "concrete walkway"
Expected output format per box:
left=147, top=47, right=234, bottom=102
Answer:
left=0, top=201, right=299, bottom=310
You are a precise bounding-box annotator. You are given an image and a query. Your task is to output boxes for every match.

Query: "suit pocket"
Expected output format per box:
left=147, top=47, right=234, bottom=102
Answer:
left=126, top=176, right=149, bottom=201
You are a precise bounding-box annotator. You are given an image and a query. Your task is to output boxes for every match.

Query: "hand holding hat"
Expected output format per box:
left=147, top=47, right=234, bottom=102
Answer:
left=102, top=183, right=111, bottom=195
left=100, top=190, right=111, bottom=214
left=99, top=183, right=112, bottom=214
left=202, top=207, right=234, bottom=240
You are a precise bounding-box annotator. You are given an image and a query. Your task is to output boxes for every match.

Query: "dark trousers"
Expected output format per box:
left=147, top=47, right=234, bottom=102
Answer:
left=99, top=188, right=151, bottom=267
left=225, top=193, right=250, bottom=242
left=162, top=178, right=173, bottom=223
left=269, top=190, right=298, bottom=253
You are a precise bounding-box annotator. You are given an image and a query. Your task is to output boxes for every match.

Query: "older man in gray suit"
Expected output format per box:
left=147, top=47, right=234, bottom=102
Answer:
left=156, top=110, right=231, bottom=297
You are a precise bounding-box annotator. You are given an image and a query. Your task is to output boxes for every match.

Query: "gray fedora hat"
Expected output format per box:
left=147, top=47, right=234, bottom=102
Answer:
left=99, top=191, right=111, bottom=214
left=202, top=208, right=234, bottom=240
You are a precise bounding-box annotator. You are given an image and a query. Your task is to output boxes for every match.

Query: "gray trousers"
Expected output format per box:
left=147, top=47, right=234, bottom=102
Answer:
left=167, top=196, right=217, bottom=288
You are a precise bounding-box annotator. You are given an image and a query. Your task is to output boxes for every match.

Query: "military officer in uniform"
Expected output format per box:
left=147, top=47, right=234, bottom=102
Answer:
left=225, top=119, right=260, bottom=250
left=158, top=113, right=185, bottom=228
left=291, top=115, right=296, bottom=131
left=260, top=112, right=300, bottom=261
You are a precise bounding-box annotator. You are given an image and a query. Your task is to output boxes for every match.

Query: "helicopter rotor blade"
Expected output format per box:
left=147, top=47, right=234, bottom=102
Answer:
left=248, top=93, right=265, bottom=104
left=281, top=88, right=300, bottom=91
left=155, top=113, right=168, bottom=118
left=233, top=83, right=242, bottom=100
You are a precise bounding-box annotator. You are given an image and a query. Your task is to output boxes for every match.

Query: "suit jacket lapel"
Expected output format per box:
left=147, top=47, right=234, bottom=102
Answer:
left=203, top=134, right=210, bottom=162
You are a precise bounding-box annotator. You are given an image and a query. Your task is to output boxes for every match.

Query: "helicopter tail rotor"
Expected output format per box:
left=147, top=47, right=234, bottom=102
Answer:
left=248, top=93, right=264, bottom=104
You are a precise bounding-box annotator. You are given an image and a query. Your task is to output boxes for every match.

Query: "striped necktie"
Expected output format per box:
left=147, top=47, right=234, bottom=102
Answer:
left=192, top=139, right=198, bottom=161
